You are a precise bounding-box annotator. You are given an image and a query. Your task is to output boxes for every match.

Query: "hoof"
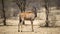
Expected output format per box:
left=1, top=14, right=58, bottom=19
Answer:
left=18, top=30, right=20, bottom=32
left=21, top=31, right=22, bottom=32
left=32, top=30, right=34, bottom=32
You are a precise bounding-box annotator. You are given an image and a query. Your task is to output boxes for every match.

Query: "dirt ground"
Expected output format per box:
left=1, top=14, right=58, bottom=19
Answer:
left=0, top=19, right=60, bottom=34
left=0, top=25, right=60, bottom=34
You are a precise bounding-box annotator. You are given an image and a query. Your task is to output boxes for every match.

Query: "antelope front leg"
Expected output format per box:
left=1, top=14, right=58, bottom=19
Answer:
left=18, top=19, right=23, bottom=32
left=20, top=21, right=23, bottom=32
left=18, top=21, right=23, bottom=32
left=31, top=21, right=34, bottom=32
left=20, top=18, right=24, bottom=32
left=18, top=23, right=20, bottom=32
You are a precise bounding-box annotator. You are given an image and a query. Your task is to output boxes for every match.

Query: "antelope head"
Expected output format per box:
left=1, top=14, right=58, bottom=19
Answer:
left=32, top=6, right=37, bottom=17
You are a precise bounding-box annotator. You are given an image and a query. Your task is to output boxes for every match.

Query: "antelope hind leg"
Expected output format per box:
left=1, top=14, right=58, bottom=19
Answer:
left=31, top=21, right=34, bottom=32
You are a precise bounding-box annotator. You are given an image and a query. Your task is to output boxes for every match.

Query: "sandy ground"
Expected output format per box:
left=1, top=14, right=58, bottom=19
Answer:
left=0, top=25, right=60, bottom=34
left=0, top=19, right=60, bottom=34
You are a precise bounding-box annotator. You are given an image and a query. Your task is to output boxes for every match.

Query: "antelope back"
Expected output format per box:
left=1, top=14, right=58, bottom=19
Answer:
left=19, top=11, right=35, bottom=20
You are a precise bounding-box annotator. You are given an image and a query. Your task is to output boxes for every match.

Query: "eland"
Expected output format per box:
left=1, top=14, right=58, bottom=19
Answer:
left=18, top=7, right=37, bottom=32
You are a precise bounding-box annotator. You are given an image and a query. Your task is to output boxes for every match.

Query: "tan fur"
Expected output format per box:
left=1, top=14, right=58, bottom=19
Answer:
left=19, top=11, right=35, bottom=20
left=18, top=9, right=37, bottom=32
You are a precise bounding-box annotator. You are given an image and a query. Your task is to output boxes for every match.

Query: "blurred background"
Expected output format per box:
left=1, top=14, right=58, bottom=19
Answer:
left=0, top=0, right=60, bottom=34
left=0, top=0, right=60, bottom=27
